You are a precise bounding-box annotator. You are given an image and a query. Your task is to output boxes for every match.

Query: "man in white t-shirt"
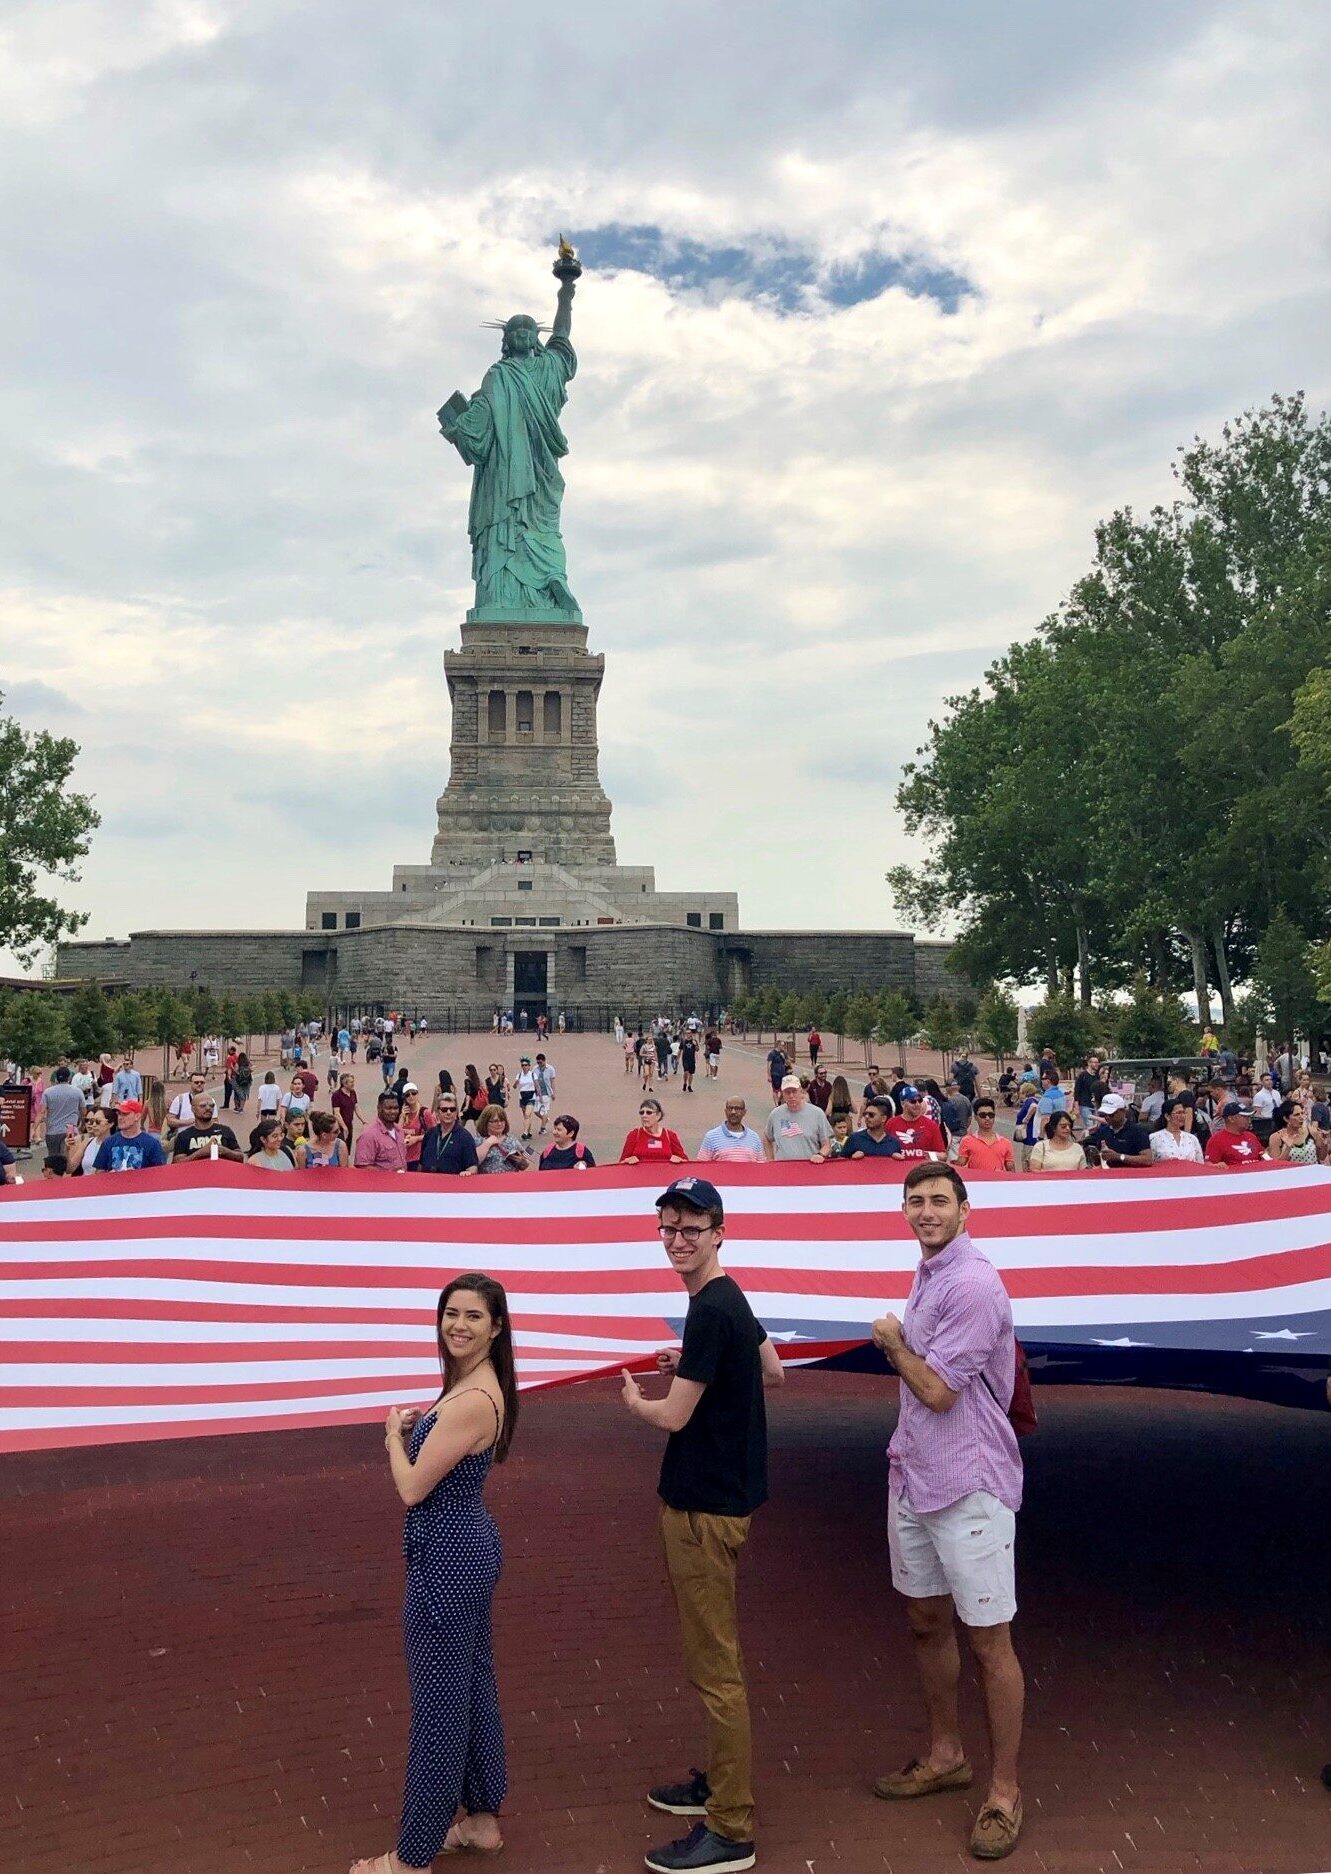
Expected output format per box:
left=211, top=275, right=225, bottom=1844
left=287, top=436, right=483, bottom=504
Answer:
left=163, top=1072, right=208, bottom=1145
left=763, top=1076, right=833, bottom=1162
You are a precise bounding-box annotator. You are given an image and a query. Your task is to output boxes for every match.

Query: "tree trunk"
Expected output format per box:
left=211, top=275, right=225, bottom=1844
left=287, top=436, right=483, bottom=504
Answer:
left=1209, top=918, right=1235, bottom=1026
left=1060, top=964, right=1075, bottom=998
left=1075, top=920, right=1093, bottom=1007
left=1185, top=928, right=1210, bottom=1024
left=1149, top=929, right=1170, bottom=991
left=1045, top=950, right=1059, bottom=998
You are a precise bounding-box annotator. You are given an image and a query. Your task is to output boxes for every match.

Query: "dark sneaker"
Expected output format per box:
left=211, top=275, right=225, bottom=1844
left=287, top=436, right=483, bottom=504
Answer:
left=648, top=1768, right=711, bottom=1816
left=644, top=1823, right=756, bottom=1873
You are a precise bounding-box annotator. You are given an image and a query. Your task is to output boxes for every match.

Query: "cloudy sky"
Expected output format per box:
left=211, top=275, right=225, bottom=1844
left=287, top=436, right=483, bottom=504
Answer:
left=3, top=0, right=1330, bottom=971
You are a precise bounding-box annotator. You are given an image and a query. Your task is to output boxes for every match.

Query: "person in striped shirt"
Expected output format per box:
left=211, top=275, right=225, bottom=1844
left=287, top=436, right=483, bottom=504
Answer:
left=870, top=1163, right=1025, bottom=1862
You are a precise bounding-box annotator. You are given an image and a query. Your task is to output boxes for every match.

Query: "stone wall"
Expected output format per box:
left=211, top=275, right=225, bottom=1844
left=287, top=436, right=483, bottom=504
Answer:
left=57, top=931, right=324, bottom=996
left=59, top=923, right=955, bottom=1016
left=733, top=931, right=918, bottom=996
left=913, top=938, right=967, bottom=1004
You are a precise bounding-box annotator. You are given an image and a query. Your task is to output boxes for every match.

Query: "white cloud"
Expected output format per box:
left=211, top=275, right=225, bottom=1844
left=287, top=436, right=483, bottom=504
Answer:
left=1, top=0, right=1329, bottom=972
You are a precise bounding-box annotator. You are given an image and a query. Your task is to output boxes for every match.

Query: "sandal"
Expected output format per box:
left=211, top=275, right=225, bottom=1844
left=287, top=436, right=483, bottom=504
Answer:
left=873, top=1756, right=973, bottom=1800
left=970, top=1795, right=1023, bottom=1860
left=441, top=1823, right=504, bottom=1856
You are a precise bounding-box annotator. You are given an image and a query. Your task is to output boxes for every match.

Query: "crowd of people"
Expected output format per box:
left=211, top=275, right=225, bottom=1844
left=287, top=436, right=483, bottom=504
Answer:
left=4, top=1016, right=1326, bottom=1185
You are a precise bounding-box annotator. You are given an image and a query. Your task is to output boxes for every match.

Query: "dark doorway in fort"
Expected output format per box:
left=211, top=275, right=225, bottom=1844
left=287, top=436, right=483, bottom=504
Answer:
left=513, top=950, right=548, bottom=1023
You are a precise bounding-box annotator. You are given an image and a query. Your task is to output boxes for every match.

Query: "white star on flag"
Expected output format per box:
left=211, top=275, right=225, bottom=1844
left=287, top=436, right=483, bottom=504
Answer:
left=1090, top=1336, right=1153, bottom=1347
left=1251, top=1328, right=1315, bottom=1340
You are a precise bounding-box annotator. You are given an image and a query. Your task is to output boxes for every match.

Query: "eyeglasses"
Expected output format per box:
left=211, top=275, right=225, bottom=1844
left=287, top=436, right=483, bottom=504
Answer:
left=658, top=1222, right=709, bottom=1245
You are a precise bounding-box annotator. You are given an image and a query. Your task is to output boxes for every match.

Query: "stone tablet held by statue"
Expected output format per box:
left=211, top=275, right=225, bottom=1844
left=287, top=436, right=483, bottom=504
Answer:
left=437, top=238, right=583, bottom=624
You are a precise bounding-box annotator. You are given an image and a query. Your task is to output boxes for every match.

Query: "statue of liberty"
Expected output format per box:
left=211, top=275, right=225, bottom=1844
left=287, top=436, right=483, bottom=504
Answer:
left=438, top=239, right=583, bottom=623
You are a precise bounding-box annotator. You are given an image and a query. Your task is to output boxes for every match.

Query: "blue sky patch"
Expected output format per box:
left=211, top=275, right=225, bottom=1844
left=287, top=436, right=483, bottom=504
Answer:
left=568, top=224, right=974, bottom=315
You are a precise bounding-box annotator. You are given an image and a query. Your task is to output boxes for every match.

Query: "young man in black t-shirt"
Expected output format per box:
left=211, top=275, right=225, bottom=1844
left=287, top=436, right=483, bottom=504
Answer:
left=622, top=1175, right=784, bottom=1874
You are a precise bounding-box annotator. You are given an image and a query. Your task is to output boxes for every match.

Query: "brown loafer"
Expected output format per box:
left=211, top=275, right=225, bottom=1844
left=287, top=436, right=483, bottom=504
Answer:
left=873, top=1756, right=973, bottom=1800
left=970, top=1796, right=1022, bottom=1859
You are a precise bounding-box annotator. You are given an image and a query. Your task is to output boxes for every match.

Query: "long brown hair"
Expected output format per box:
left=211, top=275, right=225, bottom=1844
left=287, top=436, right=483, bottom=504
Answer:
left=435, top=1274, right=518, bottom=1463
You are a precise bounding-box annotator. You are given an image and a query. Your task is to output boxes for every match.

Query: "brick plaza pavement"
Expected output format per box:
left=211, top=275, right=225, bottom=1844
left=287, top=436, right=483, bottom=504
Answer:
left=4, top=1375, right=1331, bottom=1874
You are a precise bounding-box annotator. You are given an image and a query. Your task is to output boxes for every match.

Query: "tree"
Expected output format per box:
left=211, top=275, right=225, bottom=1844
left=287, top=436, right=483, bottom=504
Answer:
left=975, top=985, right=1019, bottom=1065
left=1026, top=994, right=1103, bottom=1067
left=922, top=995, right=962, bottom=1072
left=111, top=990, right=154, bottom=1058
left=1113, top=973, right=1196, bottom=1059
left=1251, top=910, right=1322, bottom=1057
left=66, top=978, right=114, bottom=1061
left=0, top=691, right=101, bottom=965
left=823, top=990, right=849, bottom=1052
left=0, top=992, right=72, bottom=1074
left=844, top=993, right=878, bottom=1064
left=151, top=989, right=194, bottom=1082
left=776, top=993, right=803, bottom=1040
left=216, top=997, right=245, bottom=1045
left=889, top=398, right=1331, bottom=1009
left=877, top=990, right=916, bottom=1063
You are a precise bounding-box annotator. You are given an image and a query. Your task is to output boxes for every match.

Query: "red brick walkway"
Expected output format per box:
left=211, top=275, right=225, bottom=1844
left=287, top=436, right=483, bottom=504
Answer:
left=3, top=1376, right=1329, bottom=1874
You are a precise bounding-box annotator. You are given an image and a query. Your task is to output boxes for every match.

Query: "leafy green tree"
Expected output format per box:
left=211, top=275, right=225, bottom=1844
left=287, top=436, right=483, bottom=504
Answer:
left=66, top=978, right=114, bottom=1061
left=823, top=990, right=849, bottom=1051
left=1113, top=973, right=1196, bottom=1058
left=0, top=992, right=72, bottom=1073
left=889, top=397, right=1331, bottom=1013
left=876, top=989, right=916, bottom=1063
left=922, top=995, right=962, bottom=1072
left=216, top=997, right=245, bottom=1044
left=776, top=993, right=803, bottom=1042
left=1251, top=910, right=1322, bottom=1056
left=0, top=691, right=101, bottom=964
left=191, top=987, right=222, bottom=1039
left=803, top=992, right=827, bottom=1032
left=151, top=989, right=194, bottom=1082
left=110, top=991, right=154, bottom=1058
left=1223, top=989, right=1261, bottom=1059
left=1026, top=994, right=1103, bottom=1067
left=844, top=993, right=878, bottom=1064
left=975, top=985, right=1019, bottom=1065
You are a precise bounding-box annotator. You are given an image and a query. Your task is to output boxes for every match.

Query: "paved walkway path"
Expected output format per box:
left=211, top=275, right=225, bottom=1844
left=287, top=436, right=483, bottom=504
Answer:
left=3, top=1376, right=1328, bottom=1873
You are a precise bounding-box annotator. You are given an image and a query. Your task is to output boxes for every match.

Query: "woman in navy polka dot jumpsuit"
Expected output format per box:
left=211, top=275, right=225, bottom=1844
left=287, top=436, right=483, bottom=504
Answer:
left=352, top=1272, right=519, bottom=1873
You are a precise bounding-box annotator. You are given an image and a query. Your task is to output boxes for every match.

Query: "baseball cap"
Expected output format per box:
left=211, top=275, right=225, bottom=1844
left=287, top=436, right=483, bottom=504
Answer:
left=1097, top=1093, right=1127, bottom=1115
left=402, top=1082, right=419, bottom=1094
left=655, top=1174, right=724, bottom=1217
left=1221, top=1100, right=1245, bottom=1118
left=899, top=1084, right=922, bottom=1102
left=117, top=1098, right=145, bottom=1115
left=780, top=1074, right=802, bottom=1091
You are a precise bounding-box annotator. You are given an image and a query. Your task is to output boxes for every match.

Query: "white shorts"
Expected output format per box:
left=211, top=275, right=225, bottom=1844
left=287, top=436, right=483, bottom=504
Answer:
left=888, top=1488, right=1017, bottom=1627
left=533, top=1095, right=551, bottom=1117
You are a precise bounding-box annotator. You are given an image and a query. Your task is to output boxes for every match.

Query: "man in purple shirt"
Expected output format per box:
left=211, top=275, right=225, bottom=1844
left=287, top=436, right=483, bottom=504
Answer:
left=352, top=1092, right=408, bottom=1171
left=870, top=1162, right=1025, bottom=1862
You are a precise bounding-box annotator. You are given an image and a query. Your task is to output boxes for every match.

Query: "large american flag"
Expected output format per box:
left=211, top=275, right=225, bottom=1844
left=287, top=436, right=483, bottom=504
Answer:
left=2, top=1159, right=1329, bottom=1453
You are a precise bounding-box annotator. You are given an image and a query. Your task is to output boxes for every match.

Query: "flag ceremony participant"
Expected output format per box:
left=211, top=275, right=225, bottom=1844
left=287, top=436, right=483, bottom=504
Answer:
left=354, top=1275, right=518, bottom=1872
left=871, top=1163, right=1025, bottom=1862
left=1204, top=1102, right=1266, bottom=1166
left=622, top=1175, right=785, bottom=1874
left=886, top=1086, right=947, bottom=1160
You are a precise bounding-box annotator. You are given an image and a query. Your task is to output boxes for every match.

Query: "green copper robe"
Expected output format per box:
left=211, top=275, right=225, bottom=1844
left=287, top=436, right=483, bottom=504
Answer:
left=441, top=335, right=580, bottom=621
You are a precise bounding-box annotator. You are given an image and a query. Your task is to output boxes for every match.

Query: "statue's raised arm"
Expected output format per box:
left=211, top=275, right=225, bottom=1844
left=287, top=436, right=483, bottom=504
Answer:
left=550, top=234, right=581, bottom=343
left=436, top=238, right=585, bottom=624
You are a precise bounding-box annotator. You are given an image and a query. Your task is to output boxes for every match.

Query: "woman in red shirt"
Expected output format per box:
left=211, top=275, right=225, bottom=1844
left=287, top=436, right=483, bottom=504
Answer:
left=618, top=1097, right=687, bottom=1165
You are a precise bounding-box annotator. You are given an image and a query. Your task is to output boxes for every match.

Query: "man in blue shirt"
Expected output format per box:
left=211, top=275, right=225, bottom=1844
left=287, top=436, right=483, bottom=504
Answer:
left=94, top=1101, right=168, bottom=1172
left=847, top=1097, right=905, bottom=1160
left=112, top=1055, right=142, bottom=1105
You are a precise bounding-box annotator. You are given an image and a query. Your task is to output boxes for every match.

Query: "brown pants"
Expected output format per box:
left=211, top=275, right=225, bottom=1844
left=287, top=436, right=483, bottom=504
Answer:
left=660, top=1505, right=754, bottom=1842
